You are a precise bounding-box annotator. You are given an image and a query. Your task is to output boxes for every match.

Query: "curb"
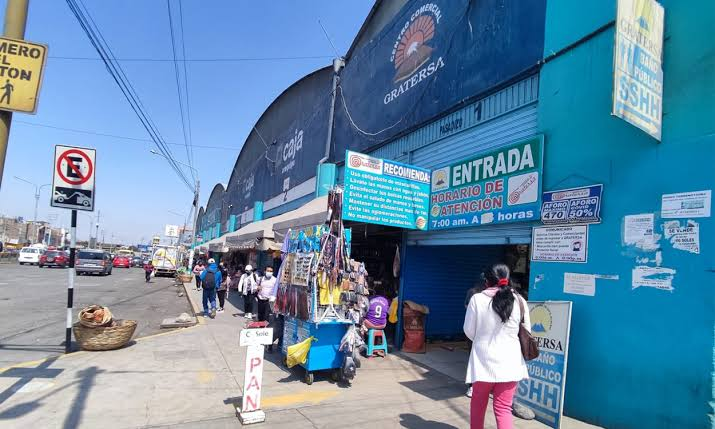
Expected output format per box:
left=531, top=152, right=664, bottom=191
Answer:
left=180, top=281, right=204, bottom=321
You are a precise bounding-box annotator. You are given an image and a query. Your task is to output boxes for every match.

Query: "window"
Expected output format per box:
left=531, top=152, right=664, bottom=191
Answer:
left=78, top=251, right=104, bottom=260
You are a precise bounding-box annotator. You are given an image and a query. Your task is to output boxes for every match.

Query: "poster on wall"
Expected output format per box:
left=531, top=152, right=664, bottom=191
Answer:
left=514, top=301, right=573, bottom=429
left=343, top=151, right=431, bottom=230
left=541, top=185, right=603, bottom=225
left=429, top=136, right=543, bottom=230
left=612, top=0, right=665, bottom=140
left=661, top=190, right=711, bottom=218
left=531, top=225, right=588, bottom=263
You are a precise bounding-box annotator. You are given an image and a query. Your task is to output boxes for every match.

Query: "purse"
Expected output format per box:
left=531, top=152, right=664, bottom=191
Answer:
left=516, top=295, right=539, bottom=361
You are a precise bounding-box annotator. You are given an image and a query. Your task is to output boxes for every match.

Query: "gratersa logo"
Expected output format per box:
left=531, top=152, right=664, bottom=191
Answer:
left=276, top=128, right=304, bottom=175
left=384, top=3, right=445, bottom=105
left=347, top=151, right=383, bottom=174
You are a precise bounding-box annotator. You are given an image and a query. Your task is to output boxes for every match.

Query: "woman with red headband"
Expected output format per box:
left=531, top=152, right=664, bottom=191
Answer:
left=463, top=263, right=530, bottom=429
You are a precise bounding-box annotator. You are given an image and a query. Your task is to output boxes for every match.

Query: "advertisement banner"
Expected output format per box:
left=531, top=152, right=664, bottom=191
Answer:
left=332, top=0, right=546, bottom=158
left=343, top=151, right=431, bottom=230
left=531, top=225, right=589, bottom=263
left=541, top=185, right=603, bottom=225
left=515, top=301, right=572, bottom=429
left=429, top=136, right=543, bottom=230
left=612, top=0, right=665, bottom=140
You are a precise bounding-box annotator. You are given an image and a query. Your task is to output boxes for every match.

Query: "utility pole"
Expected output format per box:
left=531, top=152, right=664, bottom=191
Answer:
left=188, top=180, right=199, bottom=268
left=0, top=0, right=29, bottom=188
left=94, top=210, right=100, bottom=247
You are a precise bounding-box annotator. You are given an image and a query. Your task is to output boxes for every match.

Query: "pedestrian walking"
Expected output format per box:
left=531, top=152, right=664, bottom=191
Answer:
left=143, top=260, right=154, bottom=283
left=192, top=260, right=205, bottom=291
left=238, top=264, right=259, bottom=319
left=463, top=264, right=530, bottom=429
left=217, top=261, right=229, bottom=313
left=256, top=266, right=277, bottom=322
left=199, top=258, right=222, bottom=318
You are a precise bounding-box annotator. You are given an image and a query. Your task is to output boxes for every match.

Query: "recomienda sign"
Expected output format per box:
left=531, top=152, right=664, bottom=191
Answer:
left=612, top=0, right=664, bottom=140
left=343, top=150, right=431, bottom=230
left=429, top=136, right=543, bottom=230
left=515, top=301, right=572, bottom=429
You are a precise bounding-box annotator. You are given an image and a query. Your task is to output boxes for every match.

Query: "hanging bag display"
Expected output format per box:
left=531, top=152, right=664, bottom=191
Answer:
left=516, top=296, right=539, bottom=361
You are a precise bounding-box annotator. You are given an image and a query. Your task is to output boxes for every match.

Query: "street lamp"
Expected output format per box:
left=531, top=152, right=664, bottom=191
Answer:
left=149, top=150, right=200, bottom=267
left=13, top=176, right=51, bottom=226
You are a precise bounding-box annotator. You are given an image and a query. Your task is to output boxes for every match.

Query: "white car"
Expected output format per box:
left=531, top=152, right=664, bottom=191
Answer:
left=18, top=247, right=42, bottom=265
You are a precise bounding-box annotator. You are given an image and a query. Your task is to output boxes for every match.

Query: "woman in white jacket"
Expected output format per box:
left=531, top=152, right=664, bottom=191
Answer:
left=463, top=264, right=530, bottom=429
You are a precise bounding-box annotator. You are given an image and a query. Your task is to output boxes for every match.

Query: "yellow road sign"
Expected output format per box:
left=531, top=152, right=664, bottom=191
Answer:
left=0, top=37, right=47, bottom=114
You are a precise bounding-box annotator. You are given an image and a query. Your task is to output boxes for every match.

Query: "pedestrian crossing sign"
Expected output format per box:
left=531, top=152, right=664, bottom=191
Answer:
left=0, top=37, right=47, bottom=114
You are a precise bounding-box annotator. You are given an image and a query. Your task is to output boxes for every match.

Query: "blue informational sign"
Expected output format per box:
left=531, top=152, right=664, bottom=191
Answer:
left=343, top=151, right=431, bottom=230
left=541, top=185, right=603, bottom=225
left=429, top=136, right=543, bottom=230
left=515, top=301, right=572, bottom=429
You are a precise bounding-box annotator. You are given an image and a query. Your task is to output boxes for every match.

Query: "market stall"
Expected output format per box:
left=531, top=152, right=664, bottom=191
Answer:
left=275, top=189, right=371, bottom=385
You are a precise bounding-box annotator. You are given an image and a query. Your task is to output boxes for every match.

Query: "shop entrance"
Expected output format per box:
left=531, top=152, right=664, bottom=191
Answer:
left=345, top=222, right=403, bottom=344
left=400, top=243, right=531, bottom=381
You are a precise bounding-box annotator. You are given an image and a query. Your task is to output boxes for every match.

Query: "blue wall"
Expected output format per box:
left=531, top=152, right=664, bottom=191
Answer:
left=532, top=1, right=715, bottom=429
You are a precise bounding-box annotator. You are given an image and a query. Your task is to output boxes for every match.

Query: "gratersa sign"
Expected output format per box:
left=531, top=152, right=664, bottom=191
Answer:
left=428, top=136, right=543, bottom=230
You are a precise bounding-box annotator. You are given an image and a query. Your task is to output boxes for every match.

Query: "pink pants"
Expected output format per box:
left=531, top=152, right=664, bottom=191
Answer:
left=470, top=381, right=517, bottom=429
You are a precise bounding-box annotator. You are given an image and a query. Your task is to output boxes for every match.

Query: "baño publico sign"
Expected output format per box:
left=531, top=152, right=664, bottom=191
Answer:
left=428, top=135, right=543, bottom=230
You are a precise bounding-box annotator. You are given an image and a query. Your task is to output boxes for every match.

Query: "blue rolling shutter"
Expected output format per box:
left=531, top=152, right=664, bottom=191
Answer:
left=402, top=244, right=504, bottom=338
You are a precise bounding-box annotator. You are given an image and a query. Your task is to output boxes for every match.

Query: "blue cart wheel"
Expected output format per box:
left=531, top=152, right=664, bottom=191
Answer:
left=304, top=371, right=314, bottom=385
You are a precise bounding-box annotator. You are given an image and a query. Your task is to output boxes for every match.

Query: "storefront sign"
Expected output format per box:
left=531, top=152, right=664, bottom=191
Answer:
left=515, top=301, right=572, bottom=429
left=430, top=136, right=543, bottom=230
left=661, top=190, right=711, bottom=218
left=541, top=185, right=602, bottom=225
left=343, top=150, right=431, bottom=230
left=612, top=0, right=664, bottom=140
left=238, top=344, right=267, bottom=423
left=531, top=225, right=588, bottom=263
left=332, top=0, right=546, bottom=157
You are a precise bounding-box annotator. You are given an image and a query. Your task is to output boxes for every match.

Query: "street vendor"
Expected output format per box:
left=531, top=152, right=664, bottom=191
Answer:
left=362, top=285, right=389, bottom=335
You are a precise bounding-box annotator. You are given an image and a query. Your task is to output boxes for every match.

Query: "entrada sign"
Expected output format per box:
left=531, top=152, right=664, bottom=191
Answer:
left=429, top=136, right=544, bottom=230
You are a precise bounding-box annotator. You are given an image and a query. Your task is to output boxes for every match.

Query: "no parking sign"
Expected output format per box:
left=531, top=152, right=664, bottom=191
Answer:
left=51, top=145, right=96, bottom=211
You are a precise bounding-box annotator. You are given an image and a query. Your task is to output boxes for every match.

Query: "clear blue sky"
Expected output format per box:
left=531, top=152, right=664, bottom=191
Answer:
left=0, top=0, right=372, bottom=245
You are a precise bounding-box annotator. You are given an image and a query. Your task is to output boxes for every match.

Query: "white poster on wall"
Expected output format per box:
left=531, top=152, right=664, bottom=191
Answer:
left=661, top=190, right=711, bottom=218
left=623, top=214, right=655, bottom=249
left=563, top=273, right=596, bottom=296
left=531, top=226, right=588, bottom=263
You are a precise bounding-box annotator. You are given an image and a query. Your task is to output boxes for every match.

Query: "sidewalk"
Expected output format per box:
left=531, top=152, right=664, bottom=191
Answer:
left=0, top=284, right=601, bottom=428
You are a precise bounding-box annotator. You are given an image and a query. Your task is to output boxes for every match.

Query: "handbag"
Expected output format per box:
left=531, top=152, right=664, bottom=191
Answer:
left=516, top=295, right=539, bottom=361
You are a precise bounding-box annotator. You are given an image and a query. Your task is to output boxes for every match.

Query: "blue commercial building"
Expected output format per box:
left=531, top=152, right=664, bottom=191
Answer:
left=195, top=1, right=714, bottom=428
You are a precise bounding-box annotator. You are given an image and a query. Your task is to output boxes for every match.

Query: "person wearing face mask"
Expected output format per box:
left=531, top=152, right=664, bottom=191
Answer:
left=256, top=266, right=277, bottom=323
left=238, top=265, right=259, bottom=319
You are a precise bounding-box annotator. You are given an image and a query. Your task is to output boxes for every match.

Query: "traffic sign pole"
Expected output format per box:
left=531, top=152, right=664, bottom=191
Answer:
left=0, top=0, right=28, bottom=188
left=66, top=209, right=76, bottom=354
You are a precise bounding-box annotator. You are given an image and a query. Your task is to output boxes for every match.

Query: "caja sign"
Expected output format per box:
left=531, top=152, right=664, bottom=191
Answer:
left=276, top=128, right=304, bottom=175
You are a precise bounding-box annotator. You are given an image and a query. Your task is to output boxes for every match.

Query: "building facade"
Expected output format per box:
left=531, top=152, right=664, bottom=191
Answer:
left=195, top=1, right=714, bottom=428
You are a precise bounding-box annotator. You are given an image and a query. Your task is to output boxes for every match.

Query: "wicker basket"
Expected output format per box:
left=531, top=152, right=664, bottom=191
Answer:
left=178, top=273, right=193, bottom=283
left=73, top=319, right=137, bottom=351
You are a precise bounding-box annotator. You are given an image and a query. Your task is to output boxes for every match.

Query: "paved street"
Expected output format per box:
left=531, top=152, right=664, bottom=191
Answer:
left=0, top=263, right=191, bottom=368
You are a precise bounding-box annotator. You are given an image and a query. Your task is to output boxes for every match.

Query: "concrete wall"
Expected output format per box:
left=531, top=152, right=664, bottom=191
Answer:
left=531, top=1, right=715, bottom=428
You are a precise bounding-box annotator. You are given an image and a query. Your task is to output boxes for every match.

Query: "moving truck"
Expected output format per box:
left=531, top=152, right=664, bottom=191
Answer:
left=152, top=245, right=178, bottom=276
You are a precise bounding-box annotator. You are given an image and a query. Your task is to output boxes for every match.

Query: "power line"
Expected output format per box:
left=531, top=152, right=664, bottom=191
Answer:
left=177, top=0, right=196, bottom=174
left=167, top=0, right=194, bottom=183
left=14, top=120, right=241, bottom=151
left=47, top=55, right=334, bottom=62
left=66, top=0, right=194, bottom=191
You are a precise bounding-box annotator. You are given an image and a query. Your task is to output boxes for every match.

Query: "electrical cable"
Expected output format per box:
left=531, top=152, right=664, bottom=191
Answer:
left=177, top=0, right=196, bottom=172
left=48, top=55, right=334, bottom=62
left=167, top=0, right=194, bottom=183
left=66, top=0, right=194, bottom=192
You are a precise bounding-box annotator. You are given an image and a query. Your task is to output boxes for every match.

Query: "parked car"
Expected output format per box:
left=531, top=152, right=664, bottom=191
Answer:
left=113, top=255, right=131, bottom=268
left=18, top=247, right=42, bottom=265
left=39, top=250, right=69, bottom=268
left=131, top=256, right=143, bottom=267
left=76, top=250, right=112, bottom=276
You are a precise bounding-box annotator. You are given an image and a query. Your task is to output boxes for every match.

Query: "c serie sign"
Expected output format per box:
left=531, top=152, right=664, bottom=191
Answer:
left=429, top=135, right=544, bottom=230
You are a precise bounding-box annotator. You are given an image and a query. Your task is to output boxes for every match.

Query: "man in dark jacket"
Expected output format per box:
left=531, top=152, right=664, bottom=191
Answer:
left=199, top=258, right=223, bottom=318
